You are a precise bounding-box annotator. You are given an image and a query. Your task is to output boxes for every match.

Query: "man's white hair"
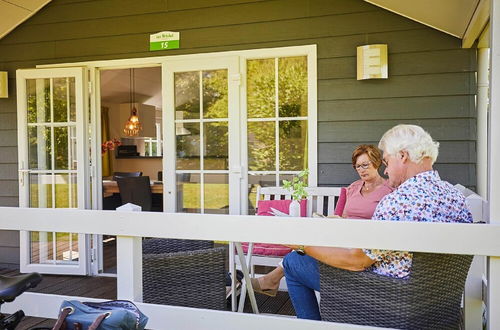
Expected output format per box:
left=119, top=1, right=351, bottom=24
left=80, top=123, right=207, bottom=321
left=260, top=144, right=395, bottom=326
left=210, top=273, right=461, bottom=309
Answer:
left=378, top=124, right=439, bottom=164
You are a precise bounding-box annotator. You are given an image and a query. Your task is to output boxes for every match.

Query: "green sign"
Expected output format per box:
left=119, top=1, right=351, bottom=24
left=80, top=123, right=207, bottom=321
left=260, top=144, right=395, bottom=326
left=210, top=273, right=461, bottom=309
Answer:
left=149, top=31, right=180, bottom=51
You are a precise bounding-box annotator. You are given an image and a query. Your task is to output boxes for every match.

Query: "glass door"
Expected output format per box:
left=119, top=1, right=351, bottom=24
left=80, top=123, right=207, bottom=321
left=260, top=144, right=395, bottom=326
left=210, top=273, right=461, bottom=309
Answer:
left=17, top=67, right=89, bottom=275
left=163, top=57, right=240, bottom=215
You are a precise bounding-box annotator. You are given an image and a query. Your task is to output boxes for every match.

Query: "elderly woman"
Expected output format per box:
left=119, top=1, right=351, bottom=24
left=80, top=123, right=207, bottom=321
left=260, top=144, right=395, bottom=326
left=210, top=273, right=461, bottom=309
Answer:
left=251, top=144, right=393, bottom=297
left=281, top=124, right=473, bottom=320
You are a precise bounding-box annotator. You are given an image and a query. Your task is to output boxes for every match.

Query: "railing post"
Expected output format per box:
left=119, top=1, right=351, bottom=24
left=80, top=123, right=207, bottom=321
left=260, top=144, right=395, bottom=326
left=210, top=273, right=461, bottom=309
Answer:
left=116, top=204, right=143, bottom=302
left=489, top=0, right=500, bottom=328
left=116, top=235, right=143, bottom=302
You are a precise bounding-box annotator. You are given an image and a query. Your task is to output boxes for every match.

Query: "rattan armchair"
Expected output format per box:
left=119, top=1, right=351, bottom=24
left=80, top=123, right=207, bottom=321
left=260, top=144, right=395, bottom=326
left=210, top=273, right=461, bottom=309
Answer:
left=142, top=238, right=227, bottom=310
left=319, top=252, right=473, bottom=329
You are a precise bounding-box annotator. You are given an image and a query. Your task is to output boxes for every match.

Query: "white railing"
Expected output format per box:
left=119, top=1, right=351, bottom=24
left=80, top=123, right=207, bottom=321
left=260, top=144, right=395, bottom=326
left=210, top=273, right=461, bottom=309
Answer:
left=1, top=207, right=500, bottom=330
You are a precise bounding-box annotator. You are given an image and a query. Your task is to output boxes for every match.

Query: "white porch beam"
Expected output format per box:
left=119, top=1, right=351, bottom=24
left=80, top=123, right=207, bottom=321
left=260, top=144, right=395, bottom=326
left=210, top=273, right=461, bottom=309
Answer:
left=488, top=1, right=500, bottom=329
left=2, top=292, right=380, bottom=330
left=1, top=207, right=500, bottom=256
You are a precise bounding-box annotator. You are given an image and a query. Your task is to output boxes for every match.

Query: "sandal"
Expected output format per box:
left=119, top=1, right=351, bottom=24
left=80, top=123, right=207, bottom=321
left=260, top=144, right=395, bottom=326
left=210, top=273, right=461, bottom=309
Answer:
left=250, top=278, right=278, bottom=297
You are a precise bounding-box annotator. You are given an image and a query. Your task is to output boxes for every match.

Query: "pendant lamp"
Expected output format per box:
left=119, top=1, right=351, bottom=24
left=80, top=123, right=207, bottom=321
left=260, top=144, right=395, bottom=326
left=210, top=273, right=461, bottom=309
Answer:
left=123, top=68, right=142, bottom=136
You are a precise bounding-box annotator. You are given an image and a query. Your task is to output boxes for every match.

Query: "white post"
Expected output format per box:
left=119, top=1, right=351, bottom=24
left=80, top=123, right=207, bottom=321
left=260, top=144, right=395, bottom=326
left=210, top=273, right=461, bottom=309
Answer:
left=465, top=256, right=485, bottom=329
left=116, top=205, right=143, bottom=302
left=116, top=236, right=143, bottom=302
left=488, top=1, right=500, bottom=329
left=477, top=47, right=490, bottom=199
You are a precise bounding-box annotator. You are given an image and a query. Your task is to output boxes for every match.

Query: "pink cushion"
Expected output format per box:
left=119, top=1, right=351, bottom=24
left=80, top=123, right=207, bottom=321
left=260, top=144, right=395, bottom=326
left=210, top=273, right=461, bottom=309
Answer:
left=334, top=187, right=347, bottom=216
left=242, top=199, right=307, bottom=256
left=256, top=199, right=307, bottom=217
left=241, top=242, right=292, bottom=256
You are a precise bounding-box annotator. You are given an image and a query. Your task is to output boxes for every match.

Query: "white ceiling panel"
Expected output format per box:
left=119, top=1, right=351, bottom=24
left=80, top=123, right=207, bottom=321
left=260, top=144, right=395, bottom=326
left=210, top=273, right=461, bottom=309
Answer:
left=364, top=0, right=481, bottom=38
left=0, top=0, right=51, bottom=40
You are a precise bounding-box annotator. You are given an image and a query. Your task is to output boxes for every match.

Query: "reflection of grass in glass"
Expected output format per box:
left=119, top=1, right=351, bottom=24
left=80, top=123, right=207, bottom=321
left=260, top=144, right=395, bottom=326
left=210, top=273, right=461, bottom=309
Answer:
left=183, top=183, right=228, bottom=210
left=30, top=232, right=73, bottom=242
left=30, top=184, right=73, bottom=208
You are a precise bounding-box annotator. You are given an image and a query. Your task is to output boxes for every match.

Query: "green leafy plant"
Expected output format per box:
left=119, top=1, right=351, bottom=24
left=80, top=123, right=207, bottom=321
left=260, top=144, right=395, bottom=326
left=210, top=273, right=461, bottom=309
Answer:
left=282, top=169, right=309, bottom=201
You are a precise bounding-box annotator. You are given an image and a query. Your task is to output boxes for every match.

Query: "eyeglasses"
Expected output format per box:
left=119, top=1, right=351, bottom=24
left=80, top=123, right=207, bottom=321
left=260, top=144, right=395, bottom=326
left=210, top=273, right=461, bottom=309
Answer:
left=353, top=161, right=371, bottom=170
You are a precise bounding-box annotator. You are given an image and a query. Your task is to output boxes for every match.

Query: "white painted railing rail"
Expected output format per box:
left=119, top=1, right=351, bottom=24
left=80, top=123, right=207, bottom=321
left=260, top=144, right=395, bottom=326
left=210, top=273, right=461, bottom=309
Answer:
left=1, top=206, right=500, bottom=329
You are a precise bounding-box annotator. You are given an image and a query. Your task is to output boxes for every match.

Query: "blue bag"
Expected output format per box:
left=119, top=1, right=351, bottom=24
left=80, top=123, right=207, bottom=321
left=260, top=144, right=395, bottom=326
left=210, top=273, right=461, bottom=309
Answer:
left=53, top=300, right=148, bottom=330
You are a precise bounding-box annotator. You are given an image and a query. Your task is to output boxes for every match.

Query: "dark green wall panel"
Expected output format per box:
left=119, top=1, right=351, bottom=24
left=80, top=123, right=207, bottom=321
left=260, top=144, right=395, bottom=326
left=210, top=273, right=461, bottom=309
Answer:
left=319, top=96, right=475, bottom=121
left=0, top=147, right=17, bottom=163
left=319, top=163, right=476, bottom=187
left=319, top=73, right=475, bottom=101
left=319, top=50, right=476, bottom=79
left=319, top=141, right=476, bottom=164
left=0, top=0, right=478, bottom=265
left=318, top=119, right=476, bottom=142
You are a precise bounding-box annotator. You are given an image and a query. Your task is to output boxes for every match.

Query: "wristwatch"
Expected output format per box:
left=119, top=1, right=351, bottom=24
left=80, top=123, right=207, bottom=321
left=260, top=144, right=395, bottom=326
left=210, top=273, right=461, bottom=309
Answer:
left=296, top=245, right=306, bottom=256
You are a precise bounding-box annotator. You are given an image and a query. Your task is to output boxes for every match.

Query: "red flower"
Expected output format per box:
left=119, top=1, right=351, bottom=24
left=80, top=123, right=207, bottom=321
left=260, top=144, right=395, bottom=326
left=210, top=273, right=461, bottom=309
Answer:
left=102, top=138, right=121, bottom=154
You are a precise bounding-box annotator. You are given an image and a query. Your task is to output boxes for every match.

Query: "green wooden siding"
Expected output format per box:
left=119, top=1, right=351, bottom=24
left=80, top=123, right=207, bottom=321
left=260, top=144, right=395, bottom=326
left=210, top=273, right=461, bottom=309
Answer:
left=0, top=0, right=477, bottom=266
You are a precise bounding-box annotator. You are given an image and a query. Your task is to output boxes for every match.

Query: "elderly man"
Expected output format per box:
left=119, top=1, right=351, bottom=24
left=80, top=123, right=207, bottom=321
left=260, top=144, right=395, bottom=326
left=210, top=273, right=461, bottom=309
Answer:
left=282, top=124, right=473, bottom=320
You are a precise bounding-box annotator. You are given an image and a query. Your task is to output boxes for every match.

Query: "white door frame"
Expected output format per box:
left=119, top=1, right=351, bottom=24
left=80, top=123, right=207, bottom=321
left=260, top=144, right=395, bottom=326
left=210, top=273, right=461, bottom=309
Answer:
left=35, top=44, right=318, bottom=275
left=16, top=67, right=89, bottom=275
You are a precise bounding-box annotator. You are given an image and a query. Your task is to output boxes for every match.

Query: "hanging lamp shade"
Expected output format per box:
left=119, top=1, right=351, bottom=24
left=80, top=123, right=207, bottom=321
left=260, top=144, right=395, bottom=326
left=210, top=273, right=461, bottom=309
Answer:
left=123, top=107, right=142, bottom=136
left=123, top=68, right=142, bottom=136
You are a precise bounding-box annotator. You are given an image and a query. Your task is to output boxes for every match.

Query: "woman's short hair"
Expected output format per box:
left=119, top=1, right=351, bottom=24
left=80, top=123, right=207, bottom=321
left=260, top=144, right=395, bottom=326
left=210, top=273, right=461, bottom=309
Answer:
left=378, top=124, right=439, bottom=164
left=351, top=144, right=383, bottom=169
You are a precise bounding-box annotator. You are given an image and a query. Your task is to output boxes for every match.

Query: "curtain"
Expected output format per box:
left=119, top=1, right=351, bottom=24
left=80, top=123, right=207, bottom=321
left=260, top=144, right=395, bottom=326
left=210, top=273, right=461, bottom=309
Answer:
left=101, top=107, right=113, bottom=177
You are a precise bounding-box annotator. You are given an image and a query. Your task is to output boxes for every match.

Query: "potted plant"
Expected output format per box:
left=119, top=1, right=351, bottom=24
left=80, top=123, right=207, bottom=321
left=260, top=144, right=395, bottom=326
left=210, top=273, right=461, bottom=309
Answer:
left=282, top=169, right=309, bottom=217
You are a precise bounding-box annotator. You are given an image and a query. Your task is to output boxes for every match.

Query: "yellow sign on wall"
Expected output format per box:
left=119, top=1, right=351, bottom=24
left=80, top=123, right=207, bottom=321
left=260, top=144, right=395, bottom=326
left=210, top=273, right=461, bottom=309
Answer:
left=0, top=72, right=7, bottom=98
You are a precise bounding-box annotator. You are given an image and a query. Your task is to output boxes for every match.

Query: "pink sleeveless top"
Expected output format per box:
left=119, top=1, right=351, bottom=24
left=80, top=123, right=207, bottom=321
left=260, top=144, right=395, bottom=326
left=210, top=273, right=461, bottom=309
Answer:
left=343, top=179, right=393, bottom=219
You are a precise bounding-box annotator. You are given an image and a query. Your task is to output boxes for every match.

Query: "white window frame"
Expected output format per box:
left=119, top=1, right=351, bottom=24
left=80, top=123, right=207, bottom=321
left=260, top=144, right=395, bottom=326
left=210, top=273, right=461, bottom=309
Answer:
left=16, top=67, right=90, bottom=275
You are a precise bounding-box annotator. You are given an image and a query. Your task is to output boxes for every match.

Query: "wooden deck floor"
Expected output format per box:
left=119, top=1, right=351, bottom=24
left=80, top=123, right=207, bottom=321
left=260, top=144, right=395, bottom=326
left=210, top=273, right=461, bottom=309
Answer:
left=0, top=268, right=295, bottom=329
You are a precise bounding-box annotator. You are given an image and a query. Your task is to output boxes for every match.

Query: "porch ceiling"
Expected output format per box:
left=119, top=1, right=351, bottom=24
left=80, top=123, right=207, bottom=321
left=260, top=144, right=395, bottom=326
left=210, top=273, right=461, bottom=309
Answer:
left=364, top=0, right=488, bottom=43
left=0, top=0, right=51, bottom=40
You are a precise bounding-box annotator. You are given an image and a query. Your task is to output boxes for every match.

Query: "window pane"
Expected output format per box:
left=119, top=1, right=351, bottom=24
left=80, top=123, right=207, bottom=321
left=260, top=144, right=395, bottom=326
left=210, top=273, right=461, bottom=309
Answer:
left=204, top=122, right=228, bottom=170
left=54, top=127, right=69, bottom=170
left=28, top=126, right=52, bottom=170
left=71, top=173, right=78, bottom=208
left=70, top=126, right=77, bottom=170
left=55, top=174, right=70, bottom=208
left=175, top=71, right=200, bottom=120
left=248, top=121, right=275, bottom=171
left=247, top=174, right=278, bottom=215
left=55, top=232, right=70, bottom=261
left=203, top=70, right=228, bottom=119
left=69, top=78, right=76, bottom=122
left=279, top=120, right=307, bottom=171
left=278, top=56, right=308, bottom=117
left=30, top=231, right=54, bottom=264
left=204, top=174, right=229, bottom=214
left=29, top=173, right=53, bottom=208
left=71, top=233, right=79, bottom=261
left=177, top=173, right=200, bottom=213
left=53, top=78, right=69, bottom=122
left=26, top=78, right=50, bottom=124
left=176, top=123, right=200, bottom=170
left=279, top=174, right=306, bottom=186
left=247, top=59, right=275, bottom=118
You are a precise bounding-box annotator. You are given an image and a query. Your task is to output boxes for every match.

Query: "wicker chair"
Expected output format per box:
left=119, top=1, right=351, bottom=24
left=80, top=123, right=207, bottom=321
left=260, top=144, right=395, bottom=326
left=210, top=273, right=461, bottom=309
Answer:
left=142, top=238, right=227, bottom=310
left=319, top=252, right=473, bottom=329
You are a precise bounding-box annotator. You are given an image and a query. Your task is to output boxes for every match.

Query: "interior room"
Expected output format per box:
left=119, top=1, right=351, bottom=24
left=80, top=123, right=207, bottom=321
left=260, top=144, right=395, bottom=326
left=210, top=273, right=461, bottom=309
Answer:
left=100, top=66, right=163, bottom=213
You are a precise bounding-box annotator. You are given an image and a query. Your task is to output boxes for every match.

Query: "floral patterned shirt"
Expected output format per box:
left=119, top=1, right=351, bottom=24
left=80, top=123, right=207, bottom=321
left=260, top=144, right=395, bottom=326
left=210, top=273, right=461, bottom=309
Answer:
left=363, top=170, right=473, bottom=278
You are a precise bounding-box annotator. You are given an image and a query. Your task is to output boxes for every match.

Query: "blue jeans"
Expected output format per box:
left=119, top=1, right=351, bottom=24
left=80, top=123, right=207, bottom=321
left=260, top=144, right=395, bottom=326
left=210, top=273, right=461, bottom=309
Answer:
left=283, top=251, right=321, bottom=320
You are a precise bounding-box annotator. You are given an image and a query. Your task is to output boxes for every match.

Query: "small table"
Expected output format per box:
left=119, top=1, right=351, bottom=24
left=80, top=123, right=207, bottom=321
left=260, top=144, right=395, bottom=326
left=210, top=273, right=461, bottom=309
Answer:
left=102, top=180, right=163, bottom=197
